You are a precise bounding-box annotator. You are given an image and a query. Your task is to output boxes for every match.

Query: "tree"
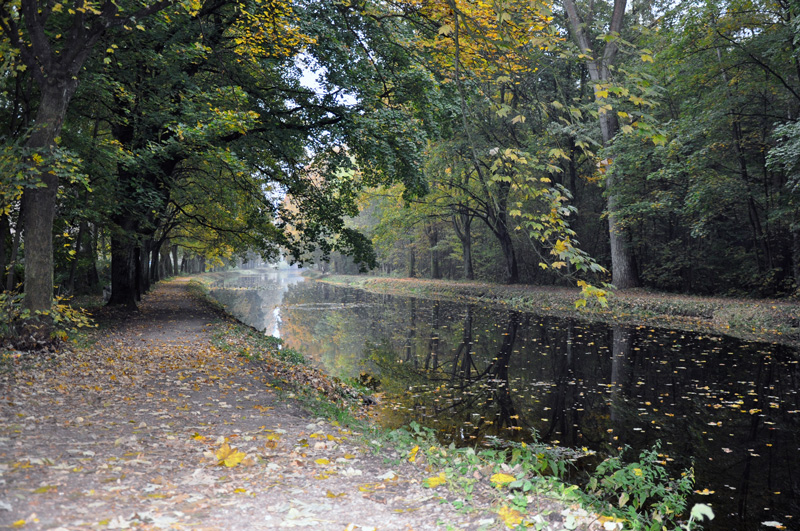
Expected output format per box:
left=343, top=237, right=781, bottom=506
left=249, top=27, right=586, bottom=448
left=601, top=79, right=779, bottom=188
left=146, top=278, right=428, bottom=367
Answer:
left=0, top=0, right=173, bottom=330
left=563, top=0, right=640, bottom=288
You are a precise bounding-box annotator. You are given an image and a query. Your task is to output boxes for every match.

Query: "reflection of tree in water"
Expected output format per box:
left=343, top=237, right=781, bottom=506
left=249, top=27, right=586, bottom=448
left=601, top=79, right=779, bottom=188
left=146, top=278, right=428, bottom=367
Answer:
left=387, top=309, right=524, bottom=441
left=424, top=301, right=440, bottom=371
left=403, top=298, right=417, bottom=368
left=209, top=270, right=304, bottom=333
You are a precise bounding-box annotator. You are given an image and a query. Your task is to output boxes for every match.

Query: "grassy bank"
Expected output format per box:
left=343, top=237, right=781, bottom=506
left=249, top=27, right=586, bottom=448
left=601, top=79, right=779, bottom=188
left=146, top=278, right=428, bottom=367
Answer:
left=316, top=274, right=800, bottom=346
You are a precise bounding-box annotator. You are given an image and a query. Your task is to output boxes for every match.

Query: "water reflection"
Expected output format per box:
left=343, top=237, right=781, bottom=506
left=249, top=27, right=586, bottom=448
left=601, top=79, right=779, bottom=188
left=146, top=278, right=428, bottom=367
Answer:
left=210, top=272, right=800, bottom=530
left=208, top=269, right=304, bottom=334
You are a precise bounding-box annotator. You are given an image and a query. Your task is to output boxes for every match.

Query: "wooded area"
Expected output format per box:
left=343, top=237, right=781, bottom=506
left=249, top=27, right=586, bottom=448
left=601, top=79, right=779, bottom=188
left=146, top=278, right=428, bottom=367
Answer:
left=1, top=0, right=799, bottom=336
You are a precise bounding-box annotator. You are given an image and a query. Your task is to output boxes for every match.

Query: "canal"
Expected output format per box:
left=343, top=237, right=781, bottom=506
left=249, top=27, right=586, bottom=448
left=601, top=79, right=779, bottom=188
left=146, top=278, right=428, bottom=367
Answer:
left=209, top=269, right=799, bottom=530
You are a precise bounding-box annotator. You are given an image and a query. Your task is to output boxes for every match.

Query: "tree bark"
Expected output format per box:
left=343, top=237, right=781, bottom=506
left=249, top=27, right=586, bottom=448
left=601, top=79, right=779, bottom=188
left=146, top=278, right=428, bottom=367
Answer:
left=407, top=242, right=416, bottom=278
left=496, top=223, right=519, bottom=284
left=171, top=245, right=179, bottom=277
left=453, top=211, right=474, bottom=280
left=425, top=223, right=441, bottom=279
left=0, top=213, right=8, bottom=291
left=66, top=222, right=86, bottom=296
left=793, top=229, right=800, bottom=292
left=21, top=83, right=77, bottom=313
left=86, top=223, right=100, bottom=293
left=108, top=217, right=138, bottom=308
left=6, top=206, right=23, bottom=292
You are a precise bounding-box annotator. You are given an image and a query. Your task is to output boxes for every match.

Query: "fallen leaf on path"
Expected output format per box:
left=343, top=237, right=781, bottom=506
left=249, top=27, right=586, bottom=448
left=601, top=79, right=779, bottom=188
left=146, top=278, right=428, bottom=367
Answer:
left=490, top=473, right=516, bottom=486
left=407, top=445, right=419, bottom=462
left=422, top=473, right=446, bottom=488
left=216, top=442, right=246, bottom=467
left=497, top=505, right=523, bottom=527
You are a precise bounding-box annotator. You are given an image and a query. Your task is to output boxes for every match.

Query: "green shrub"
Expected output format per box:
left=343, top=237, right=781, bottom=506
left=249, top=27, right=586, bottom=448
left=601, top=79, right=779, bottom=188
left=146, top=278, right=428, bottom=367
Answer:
left=583, top=442, right=695, bottom=531
left=0, top=291, right=95, bottom=342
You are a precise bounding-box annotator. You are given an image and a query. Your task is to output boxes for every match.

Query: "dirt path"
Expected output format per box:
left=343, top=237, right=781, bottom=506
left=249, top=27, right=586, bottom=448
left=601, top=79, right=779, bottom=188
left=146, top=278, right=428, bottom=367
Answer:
left=1, top=280, right=515, bottom=530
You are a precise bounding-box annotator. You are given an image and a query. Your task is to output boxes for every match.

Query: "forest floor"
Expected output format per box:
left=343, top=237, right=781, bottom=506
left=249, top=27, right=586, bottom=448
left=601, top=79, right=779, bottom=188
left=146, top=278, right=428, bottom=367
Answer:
left=0, top=279, right=606, bottom=531
left=318, top=275, right=800, bottom=346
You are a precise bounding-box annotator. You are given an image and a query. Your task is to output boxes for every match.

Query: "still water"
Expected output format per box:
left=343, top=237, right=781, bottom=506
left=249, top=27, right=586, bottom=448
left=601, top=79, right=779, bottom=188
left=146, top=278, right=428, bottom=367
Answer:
left=209, top=269, right=799, bottom=530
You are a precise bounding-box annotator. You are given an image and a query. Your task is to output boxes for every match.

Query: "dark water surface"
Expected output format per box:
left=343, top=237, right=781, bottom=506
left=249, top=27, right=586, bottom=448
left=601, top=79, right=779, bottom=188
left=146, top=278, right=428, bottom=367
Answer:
left=209, top=270, right=800, bottom=530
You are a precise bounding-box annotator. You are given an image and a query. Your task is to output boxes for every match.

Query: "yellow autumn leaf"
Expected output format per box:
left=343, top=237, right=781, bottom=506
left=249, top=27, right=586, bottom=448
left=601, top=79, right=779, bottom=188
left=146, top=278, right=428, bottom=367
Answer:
left=314, top=458, right=330, bottom=465
left=422, top=473, right=446, bottom=488
left=490, top=473, right=516, bottom=486
left=407, top=445, right=419, bottom=462
left=552, top=239, right=568, bottom=255
left=12, top=520, right=25, bottom=528
left=215, top=442, right=246, bottom=467
left=325, top=490, right=346, bottom=498
left=497, top=505, right=523, bottom=528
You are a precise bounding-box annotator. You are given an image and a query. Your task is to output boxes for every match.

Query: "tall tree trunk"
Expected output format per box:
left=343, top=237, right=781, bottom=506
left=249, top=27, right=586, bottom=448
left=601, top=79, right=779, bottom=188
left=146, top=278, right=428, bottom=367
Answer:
left=6, top=207, right=22, bottom=292
left=160, top=248, right=169, bottom=279
left=425, top=223, right=441, bottom=279
left=86, top=223, right=100, bottom=292
left=564, top=0, right=639, bottom=288
left=793, top=228, right=800, bottom=291
left=21, top=84, right=76, bottom=315
left=108, top=225, right=138, bottom=308
left=148, top=239, right=160, bottom=285
left=171, top=245, right=179, bottom=277
left=66, top=222, right=86, bottom=295
left=497, top=227, right=519, bottom=284
left=0, top=213, right=8, bottom=291
left=407, top=242, right=416, bottom=278
left=108, top=216, right=138, bottom=309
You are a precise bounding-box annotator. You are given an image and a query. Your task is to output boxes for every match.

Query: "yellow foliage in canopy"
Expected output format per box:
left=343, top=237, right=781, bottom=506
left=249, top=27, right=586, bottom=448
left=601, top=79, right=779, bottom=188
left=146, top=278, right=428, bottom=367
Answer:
left=224, top=0, right=315, bottom=63
left=393, top=0, right=559, bottom=88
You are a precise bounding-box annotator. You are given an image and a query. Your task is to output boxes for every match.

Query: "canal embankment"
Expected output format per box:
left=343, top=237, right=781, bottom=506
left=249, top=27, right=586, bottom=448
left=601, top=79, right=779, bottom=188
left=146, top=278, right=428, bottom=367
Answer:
left=316, top=274, right=800, bottom=347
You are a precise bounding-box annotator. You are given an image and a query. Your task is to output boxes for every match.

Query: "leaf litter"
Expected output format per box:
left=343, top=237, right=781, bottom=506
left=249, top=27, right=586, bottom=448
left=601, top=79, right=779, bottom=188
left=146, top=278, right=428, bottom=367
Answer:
left=0, top=280, right=603, bottom=530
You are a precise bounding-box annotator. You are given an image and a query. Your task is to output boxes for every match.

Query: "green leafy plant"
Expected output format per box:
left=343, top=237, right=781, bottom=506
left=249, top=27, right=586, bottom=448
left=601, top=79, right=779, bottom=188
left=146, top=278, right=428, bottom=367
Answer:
left=0, top=291, right=95, bottom=342
left=584, top=442, right=694, bottom=531
left=0, top=291, right=25, bottom=339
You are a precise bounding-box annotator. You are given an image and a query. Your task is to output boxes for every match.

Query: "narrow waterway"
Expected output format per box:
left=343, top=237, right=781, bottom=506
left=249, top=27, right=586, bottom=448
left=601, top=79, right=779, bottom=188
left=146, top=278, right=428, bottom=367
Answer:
left=209, top=269, right=799, bottom=531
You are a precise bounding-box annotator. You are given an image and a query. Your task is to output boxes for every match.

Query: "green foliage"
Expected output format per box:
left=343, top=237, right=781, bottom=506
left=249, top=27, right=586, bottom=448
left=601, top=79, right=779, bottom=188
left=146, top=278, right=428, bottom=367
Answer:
left=0, top=291, right=96, bottom=341
left=380, top=423, right=696, bottom=531
left=583, top=443, right=695, bottom=531
left=0, top=291, right=25, bottom=339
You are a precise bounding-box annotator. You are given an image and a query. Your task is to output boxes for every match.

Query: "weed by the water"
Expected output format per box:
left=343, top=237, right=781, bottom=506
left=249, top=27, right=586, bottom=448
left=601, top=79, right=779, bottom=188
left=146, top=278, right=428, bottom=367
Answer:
left=374, top=423, right=711, bottom=530
left=582, top=442, right=697, bottom=530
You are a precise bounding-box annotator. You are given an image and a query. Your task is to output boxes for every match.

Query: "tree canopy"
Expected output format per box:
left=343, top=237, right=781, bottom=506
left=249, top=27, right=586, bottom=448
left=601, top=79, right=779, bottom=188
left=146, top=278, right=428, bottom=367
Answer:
left=2, top=0, right=800, bottom=336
